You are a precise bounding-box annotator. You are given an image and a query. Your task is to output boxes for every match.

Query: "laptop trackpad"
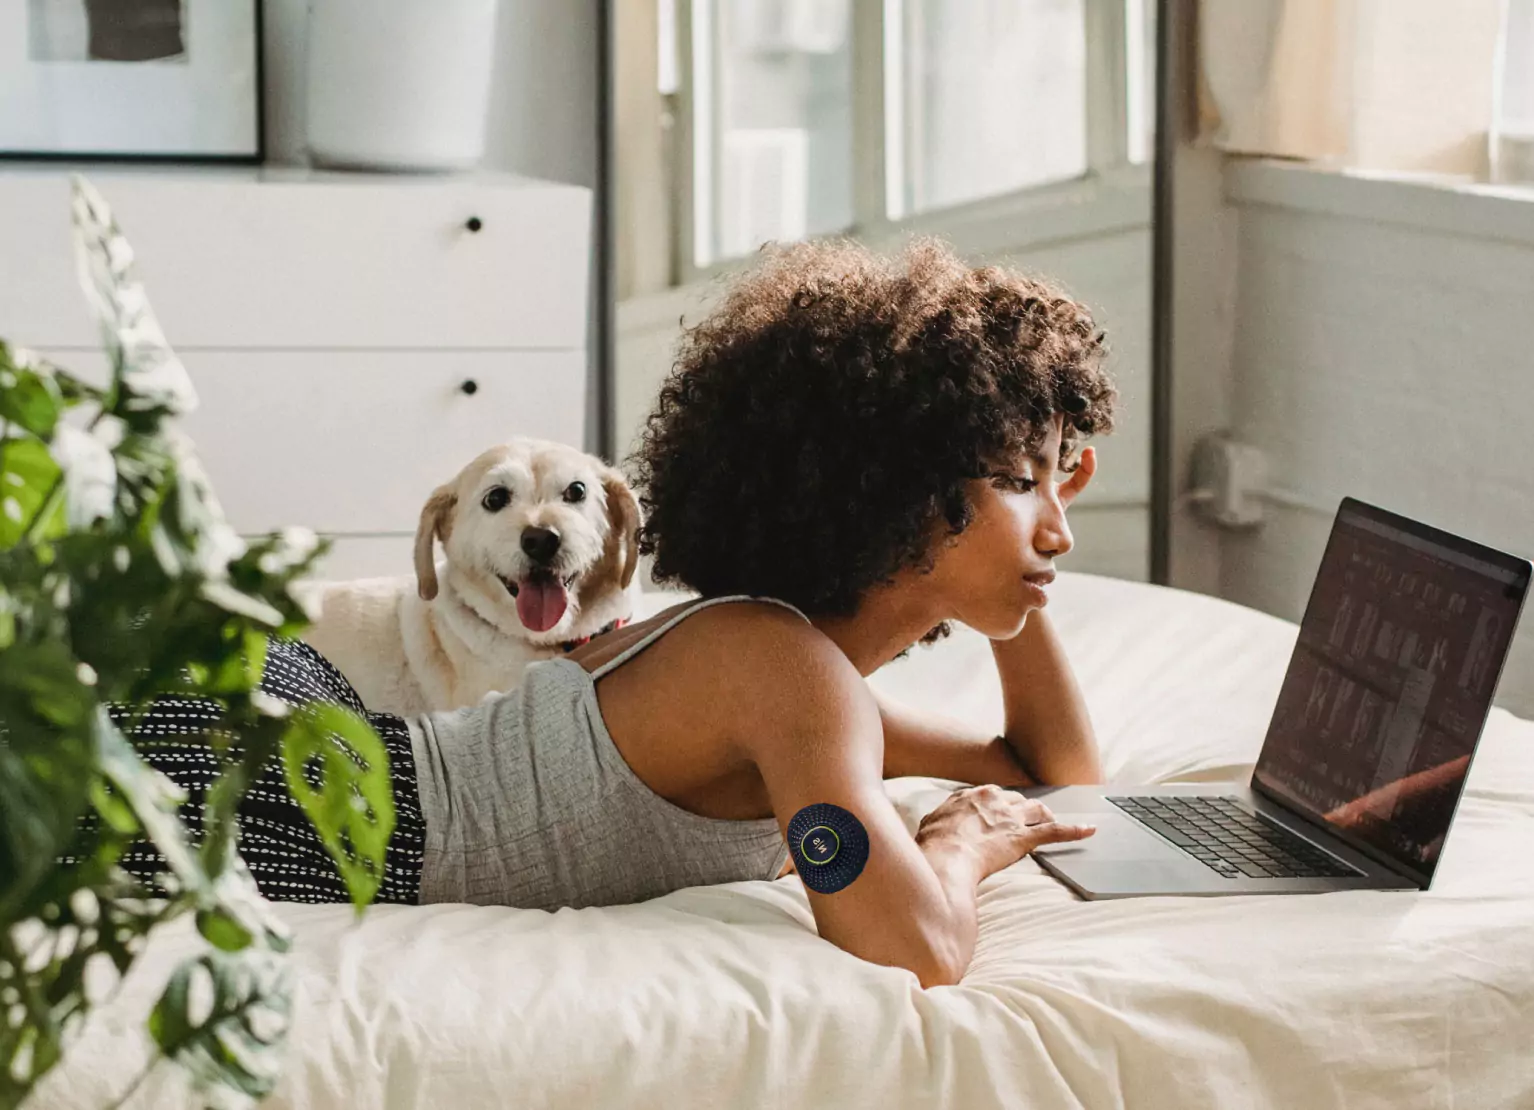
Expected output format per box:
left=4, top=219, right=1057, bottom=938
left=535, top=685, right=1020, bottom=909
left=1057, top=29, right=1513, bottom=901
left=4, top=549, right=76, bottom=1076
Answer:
left=1033, top=810, right=1175, bottom=861
left=1039, top=857, right=1216, bottom=898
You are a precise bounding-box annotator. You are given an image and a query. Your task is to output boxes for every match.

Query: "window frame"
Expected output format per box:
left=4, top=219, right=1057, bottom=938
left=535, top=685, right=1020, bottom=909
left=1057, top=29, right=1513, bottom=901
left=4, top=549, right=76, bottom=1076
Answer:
left=669, top=0, right=1143, bottom=286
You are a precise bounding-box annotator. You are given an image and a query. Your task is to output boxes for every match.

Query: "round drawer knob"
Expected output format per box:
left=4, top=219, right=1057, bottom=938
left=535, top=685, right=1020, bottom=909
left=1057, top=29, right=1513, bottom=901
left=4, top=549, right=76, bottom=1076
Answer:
left=459, top=379, right=479, bottom=396
left=465, top=216, right=483, bottom=233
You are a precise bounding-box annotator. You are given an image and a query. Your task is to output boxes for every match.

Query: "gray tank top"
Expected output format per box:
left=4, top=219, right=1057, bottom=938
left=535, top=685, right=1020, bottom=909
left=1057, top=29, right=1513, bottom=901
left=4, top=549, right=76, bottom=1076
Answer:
left=407, top=594, right=803, bottom=910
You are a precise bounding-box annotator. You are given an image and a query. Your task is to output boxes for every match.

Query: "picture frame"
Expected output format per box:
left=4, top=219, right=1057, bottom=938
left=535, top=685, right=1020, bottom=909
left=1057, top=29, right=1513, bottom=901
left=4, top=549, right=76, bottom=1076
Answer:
left=0, top=0, right=264, bottom=163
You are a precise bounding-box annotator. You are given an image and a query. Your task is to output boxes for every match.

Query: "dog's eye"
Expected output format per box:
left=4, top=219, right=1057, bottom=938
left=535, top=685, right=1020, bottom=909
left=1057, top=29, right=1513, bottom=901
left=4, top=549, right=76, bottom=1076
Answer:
left=562, top=481, right=587, bottom=504
left=481, top=486, right=511, bottom=512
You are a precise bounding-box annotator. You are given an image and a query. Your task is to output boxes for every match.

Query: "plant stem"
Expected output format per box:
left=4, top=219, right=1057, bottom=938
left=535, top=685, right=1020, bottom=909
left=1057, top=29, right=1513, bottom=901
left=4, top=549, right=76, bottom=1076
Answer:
left=22, top=473, right=65, bottom=545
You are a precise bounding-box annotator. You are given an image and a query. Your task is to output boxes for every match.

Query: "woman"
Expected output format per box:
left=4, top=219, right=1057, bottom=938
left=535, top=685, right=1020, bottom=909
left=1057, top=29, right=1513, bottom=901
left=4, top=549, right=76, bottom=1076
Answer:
left=113, top=237, right=1117, bottom=989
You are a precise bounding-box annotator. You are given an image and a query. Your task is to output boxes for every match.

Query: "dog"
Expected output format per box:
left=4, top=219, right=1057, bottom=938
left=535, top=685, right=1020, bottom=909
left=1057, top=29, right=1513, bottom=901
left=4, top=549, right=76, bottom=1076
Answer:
left=300, top=438, right=641, bottom=716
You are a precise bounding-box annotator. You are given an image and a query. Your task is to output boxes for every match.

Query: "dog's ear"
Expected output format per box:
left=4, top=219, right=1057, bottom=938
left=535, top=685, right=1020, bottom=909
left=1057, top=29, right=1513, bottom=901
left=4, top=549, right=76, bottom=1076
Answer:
left=414, top=484, right=457, bottom=601
left=603, top=469, right=642, bottom=590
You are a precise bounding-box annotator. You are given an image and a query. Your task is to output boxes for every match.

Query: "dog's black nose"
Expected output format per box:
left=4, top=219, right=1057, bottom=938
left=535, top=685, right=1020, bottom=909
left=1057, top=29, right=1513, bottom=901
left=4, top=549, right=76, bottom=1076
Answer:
left=521, top=526, right=561, bottom=564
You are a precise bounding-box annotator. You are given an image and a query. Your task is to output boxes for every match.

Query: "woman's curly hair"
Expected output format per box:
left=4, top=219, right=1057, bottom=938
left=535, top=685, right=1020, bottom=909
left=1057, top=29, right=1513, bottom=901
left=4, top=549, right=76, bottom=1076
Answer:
left=629, top=236, right=1118, bottom=619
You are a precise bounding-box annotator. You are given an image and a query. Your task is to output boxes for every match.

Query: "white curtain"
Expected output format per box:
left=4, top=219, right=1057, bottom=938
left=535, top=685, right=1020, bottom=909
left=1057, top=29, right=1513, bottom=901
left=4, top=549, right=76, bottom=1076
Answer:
left=1199, top=0, right=1505, bottom=177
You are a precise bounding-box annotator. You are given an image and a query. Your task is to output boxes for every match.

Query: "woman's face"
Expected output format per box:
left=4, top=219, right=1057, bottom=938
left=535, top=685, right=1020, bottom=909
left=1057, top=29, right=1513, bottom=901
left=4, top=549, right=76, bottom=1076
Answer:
left=929, top=414, right=1096, bottom=639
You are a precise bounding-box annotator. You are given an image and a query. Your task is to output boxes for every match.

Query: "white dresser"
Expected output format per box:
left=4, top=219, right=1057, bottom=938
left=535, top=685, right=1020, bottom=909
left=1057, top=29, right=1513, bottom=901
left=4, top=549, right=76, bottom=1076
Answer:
left=0, top=168, right=592, bottom=579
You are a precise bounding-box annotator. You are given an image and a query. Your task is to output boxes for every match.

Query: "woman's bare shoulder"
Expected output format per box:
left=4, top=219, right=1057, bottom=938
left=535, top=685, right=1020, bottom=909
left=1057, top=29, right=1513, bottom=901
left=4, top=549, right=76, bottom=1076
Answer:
left=579, top=595, right=865, bottom=713
left=669, top=601, right=872, bottom=731
left=588, top=597, right=880, bottom=780
left=673, top=598, right=833, bottom=661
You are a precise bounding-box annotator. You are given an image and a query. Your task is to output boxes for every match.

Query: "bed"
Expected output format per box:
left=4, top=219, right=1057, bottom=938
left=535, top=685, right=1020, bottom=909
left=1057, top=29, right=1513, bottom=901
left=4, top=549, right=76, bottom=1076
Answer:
left=32, top=572, right=1534, bottom=1109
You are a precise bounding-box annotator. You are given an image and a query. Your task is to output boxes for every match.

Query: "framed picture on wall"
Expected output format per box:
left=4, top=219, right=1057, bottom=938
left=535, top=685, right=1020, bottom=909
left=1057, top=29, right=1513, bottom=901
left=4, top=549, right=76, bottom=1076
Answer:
left=0, top=0, right=262, bottom=162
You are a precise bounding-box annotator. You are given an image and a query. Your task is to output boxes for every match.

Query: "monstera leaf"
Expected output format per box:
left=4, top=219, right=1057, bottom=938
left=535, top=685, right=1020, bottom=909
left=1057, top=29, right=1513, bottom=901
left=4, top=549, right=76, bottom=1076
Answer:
left=0, top=177, right=394, bottom=1110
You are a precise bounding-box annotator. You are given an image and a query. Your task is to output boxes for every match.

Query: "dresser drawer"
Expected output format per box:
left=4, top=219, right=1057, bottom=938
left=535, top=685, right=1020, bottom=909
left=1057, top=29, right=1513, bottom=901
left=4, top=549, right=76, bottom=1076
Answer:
left=187, top=350, right=587, bottom=534
left=0, top=170, right=591, bottom=350
left=40, top=348, right=588, bottom=535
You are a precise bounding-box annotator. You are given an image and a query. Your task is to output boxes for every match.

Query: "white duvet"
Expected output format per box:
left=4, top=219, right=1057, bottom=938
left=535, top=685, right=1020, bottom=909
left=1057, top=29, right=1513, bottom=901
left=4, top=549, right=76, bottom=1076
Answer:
left=32, top=573, right=1534, bottom=1109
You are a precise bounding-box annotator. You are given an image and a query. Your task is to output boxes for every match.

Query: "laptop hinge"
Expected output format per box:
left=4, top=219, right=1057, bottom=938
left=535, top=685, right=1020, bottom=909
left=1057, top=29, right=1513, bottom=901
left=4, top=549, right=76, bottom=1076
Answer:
left=1249, top=774, right=1428, bottom=887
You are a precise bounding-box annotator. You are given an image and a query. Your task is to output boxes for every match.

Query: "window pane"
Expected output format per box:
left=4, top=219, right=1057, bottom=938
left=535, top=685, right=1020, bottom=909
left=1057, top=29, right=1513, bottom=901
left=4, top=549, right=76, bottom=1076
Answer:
left=1126, top=0, right=1156, bottom=164
left=658, top=0, right=679, bottom=95
left=1501, top=0, right=1534, bottom=135
left=894, top=0, right=1087, bottom=217
left=692, top=0, right=854, bottom=267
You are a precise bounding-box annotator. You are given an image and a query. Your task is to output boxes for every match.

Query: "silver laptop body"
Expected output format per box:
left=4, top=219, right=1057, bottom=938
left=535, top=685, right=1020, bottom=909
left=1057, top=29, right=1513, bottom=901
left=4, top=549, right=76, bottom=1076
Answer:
left=1023, top=497, right=1531, bottom=899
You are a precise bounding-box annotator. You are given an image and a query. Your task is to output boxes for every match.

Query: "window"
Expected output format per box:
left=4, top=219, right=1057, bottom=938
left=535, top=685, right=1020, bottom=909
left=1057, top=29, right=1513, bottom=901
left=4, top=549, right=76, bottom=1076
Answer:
left=1126, top=0, right=1156, bottom=164
left=670, top=0, right=1154, bottom=274
left=689, top=0, right=856, bottom=266
left=889, top=0, right=1087, bottom=218
left=1498, top=0, right=1534, bottom=181
left=1501, top=0, right=1534, bottom=131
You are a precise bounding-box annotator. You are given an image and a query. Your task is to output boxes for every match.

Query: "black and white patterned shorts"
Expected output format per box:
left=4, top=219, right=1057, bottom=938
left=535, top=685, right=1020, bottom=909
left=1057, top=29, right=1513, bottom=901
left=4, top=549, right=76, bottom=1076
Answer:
left=93, top=638, right=425, bottom=905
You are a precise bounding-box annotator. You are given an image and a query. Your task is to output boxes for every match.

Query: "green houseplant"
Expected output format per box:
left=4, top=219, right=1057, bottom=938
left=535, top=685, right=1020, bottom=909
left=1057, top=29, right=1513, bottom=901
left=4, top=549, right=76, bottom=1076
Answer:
left=0, top=178, right=395, bottom=1109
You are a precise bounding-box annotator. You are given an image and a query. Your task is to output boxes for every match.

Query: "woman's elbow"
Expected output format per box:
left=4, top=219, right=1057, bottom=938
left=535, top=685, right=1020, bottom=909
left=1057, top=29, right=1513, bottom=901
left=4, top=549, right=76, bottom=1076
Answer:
left=906, top=931, right=968, bottom=989
left=850, top=932, right=964, bottom=989
left=914, top=947, right=965, bottom=988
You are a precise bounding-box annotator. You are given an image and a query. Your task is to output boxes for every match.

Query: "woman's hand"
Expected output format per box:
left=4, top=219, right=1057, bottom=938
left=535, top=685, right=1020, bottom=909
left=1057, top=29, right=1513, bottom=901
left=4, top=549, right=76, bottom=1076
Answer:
left=869, top=443, right=1104, bottom=789
left=915, top=785, right=1096, bottom=879
left=874, top=609, right=1103, bottom=787
left=990, top=610, right=1103, bottom=785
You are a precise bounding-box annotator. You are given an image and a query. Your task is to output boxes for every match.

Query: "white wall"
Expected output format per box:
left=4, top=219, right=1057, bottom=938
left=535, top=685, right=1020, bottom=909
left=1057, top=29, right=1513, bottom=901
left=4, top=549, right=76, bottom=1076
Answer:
left=615, top=169, right=1155, bottom=586
left=480, top=0, right=600, bottom=186
left=1217, top=161, right=1534, bottom=716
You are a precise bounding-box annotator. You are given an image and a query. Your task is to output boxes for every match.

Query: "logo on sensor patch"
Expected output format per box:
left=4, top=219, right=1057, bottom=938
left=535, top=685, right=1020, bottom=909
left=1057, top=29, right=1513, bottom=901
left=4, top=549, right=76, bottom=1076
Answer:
left=787, top=803, right=869, bottom=893
left=800, top=825, right=840, bottom=865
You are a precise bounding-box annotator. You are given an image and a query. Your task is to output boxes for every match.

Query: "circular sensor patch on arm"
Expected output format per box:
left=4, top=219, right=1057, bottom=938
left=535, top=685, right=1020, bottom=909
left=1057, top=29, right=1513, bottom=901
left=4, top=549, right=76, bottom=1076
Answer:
left=787, top=803, right=870, bottom=894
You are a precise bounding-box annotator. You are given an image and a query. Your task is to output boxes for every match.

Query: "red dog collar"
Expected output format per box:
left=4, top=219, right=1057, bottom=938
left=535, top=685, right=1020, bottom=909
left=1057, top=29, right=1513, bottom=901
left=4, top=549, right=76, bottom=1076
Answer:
left=559, top=616, right=629, bottom=654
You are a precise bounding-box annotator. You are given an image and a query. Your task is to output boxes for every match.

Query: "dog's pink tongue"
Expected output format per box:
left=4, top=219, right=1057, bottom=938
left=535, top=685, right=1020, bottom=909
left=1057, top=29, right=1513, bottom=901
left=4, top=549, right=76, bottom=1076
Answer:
left=516, top=577, right=568, bottom=633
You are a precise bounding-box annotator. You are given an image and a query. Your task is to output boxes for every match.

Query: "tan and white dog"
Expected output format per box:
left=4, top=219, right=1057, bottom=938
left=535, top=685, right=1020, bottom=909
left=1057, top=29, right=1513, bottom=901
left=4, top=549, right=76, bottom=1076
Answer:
left=301, top=439, right=641, bottom=716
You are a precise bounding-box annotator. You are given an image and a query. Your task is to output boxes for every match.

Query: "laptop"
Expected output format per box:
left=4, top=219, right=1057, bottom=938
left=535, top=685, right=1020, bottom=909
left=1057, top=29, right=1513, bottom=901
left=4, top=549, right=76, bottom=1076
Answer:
left=1023, top=497, right=1531, bottom=899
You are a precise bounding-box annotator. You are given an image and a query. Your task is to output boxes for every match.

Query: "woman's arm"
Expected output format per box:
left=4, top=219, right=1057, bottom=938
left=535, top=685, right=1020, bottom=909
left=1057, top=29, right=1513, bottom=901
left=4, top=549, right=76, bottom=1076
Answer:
left=880, top=446, right=1103, bottom=788
left=875, top=687, right=1034, bottom=785
left=991, top=608, right=1103, bottom=784
left=726, top=615, right=1091, bottom=986
left=878, top=608, right=1103, bottom=787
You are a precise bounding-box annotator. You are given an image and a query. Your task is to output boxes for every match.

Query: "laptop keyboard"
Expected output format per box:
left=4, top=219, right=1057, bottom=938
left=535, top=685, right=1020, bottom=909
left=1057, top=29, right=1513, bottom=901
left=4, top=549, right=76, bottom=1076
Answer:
left=1105, top=795, right=1360, bottom=880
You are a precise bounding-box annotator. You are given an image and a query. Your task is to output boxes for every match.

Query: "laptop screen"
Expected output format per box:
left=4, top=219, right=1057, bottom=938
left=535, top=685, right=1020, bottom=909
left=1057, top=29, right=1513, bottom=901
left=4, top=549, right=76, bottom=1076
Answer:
left=1252, top=499, right=1530, bottom=883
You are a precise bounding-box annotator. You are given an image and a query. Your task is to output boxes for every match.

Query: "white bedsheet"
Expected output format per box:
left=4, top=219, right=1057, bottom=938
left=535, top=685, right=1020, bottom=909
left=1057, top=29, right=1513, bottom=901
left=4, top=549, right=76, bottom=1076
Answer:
left=33, top=573, right=1534, bottom=1109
